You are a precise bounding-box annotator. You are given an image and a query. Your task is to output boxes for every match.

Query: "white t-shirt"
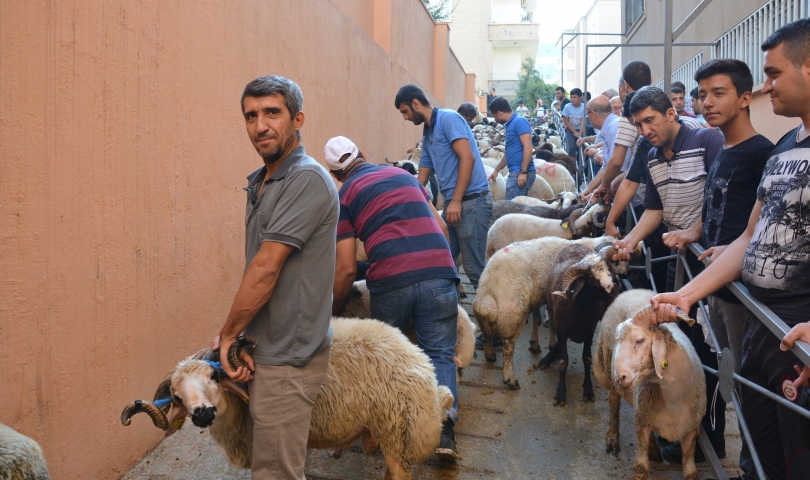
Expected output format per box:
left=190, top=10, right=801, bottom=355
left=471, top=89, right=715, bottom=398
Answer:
left=561, top=102, right=586, bottom=130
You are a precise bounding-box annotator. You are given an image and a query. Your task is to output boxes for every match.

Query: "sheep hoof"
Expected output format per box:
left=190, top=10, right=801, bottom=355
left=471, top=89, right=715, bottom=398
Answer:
left=528, top=342, right=542, bottom=354
left=484, top=353, right=496, bottom=363
left=332, top=448, right=342, bottom=458
left=553, top=399, right=567, bottom=407
left=606, top=437, right=620, bottom=455
left=503, top=379, right=521, bottom=390
left=583, top=392, right=595, bottom=403
left=553, top=392, right=567, bottom=406
left=537, top=361, right=551, bottom=370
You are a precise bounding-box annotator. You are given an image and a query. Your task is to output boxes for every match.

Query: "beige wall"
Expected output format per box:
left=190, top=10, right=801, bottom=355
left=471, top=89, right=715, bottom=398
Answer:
left=750, top=88, right=802, bottom=143
left=0, top=0, right=467, bottom=478
left=449, top=0, right=493, bottom=92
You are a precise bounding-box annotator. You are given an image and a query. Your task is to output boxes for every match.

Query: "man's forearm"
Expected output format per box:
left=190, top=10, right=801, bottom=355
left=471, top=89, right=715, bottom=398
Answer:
left=417, top=167, right=432, bottom=187
left=679, top=234, right=749, bottom=304
left=451, top=140, right=474, bottom=202
left=220, top=242, right=293, bottom=341
left=606, top=179, right=638, bottom=227
left=624, top=209, right=664, bottom=249
left=600, top=145, right=628, bottom=189
left=494, top=156, right=508, bottom=173
left=582, top=169, right=605, bottom=195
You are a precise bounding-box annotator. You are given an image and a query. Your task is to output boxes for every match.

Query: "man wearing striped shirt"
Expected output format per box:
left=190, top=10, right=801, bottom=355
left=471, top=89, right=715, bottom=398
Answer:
left=326, top=136, right=462, bottom=461
left=612, top=86, right=723, bottom=259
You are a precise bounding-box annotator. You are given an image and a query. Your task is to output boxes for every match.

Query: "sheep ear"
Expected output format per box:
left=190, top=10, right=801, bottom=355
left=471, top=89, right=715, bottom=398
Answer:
left=165, top=402, right=188, bottom=437
left=222, top=377, right=250, bottom=404
left=652, top=330, right=668, bottom=379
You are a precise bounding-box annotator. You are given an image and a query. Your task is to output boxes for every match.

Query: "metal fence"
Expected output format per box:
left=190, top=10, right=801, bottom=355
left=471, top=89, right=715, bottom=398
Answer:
left=714, top=0, right=810, bottom=86
left=620, top=206, right=810, bottom=479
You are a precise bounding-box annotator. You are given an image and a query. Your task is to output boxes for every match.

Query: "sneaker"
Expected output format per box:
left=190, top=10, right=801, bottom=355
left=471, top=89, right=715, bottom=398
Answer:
left=660, top=441, right=726, bottom=464
left=435, top=419, right=461, bottom=461
left=474, top=333, right=503, bottom=349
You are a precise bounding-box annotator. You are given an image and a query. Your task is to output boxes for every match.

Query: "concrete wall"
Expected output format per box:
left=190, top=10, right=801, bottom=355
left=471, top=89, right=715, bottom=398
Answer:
left=0, top=1, right=467, bottom=478
left=449, top=0, right=493, bottom=92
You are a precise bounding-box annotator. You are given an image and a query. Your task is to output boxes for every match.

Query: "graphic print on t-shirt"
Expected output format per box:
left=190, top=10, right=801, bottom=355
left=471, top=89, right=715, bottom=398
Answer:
left=744, top=147, right=810, bottom=290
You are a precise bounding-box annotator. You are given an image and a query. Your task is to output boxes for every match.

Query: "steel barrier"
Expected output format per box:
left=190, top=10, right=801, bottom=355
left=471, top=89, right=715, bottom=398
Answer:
left=617, top=204, right=810, bottom=479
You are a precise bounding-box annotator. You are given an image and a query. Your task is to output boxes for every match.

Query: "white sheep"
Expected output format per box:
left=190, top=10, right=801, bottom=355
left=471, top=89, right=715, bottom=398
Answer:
left=338, top=281, right=476, bottom=374
left=593, top=290, right=705, bottom=480
left=473, top=237, right=618, bottom=389
left=485, top=204, right=608, bottom=261
left=482, top=165, right=506, bottom=202
left=122, top=318, right=454, bottom=480
left=511, top=196, right=555, bottom=208
left=0, top=423, right=50, bottom=480
left=534, top=159, right=576, bottom=194
left=526, top=175, right=554, bottom=201
left=480, top=157, right=506, bottom=177
left=547, top=136, right=562, bottom=149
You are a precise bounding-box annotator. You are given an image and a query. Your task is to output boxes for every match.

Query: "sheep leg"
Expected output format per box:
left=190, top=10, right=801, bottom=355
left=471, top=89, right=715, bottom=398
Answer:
left=537, top=337, right=560, bottom=370
left=502, top=336, right=521, bottom=390
left=582, top=338, right=595, bottom=403
left=483, top=333, right=496, bottom=363
left=382, top=451, right=411, bottom=480
left=680, top=430, right=699, bottom=480
left=605, top=390, right=621, bottom=455
left=553, top=334, right=568, bottom=406
left=632, top=425, right=653, bottom=480
left=647, top=429, right=662, bottom=463
left=528, top=309, right=542, bottom=354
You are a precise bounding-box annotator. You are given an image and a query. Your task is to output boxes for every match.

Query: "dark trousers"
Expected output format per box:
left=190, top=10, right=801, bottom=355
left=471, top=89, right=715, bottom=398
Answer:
left=739, top=314, right=810, bottom=479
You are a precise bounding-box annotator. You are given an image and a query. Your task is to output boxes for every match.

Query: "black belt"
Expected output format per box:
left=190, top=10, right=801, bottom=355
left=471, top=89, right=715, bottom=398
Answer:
left=461, top=191, right=488, bottom=202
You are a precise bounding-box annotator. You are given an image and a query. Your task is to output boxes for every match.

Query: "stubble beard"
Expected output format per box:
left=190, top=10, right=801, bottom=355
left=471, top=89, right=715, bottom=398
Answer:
left=256, top=130, right=297, bottom=164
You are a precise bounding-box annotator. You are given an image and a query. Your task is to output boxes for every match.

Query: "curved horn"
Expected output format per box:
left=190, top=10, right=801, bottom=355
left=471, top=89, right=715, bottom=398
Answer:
left=566, top=208, right=584, bottom=232
left=121, top=400, right=169, bottom=430
left=631, top=305, right=695, bottom=327
left=592, top=207, right=607, bottom=229
left=228, top=336, right=258, bottom=370
left=385, top=157, right=396, bottom=164
left=599, top=242, right=643, bottom=262
left=560, top=262, right=590, bottom=293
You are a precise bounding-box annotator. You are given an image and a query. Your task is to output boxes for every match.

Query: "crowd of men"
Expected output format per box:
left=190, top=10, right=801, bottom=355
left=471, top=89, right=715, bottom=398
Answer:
left=211, top=17, right=810, bottom=480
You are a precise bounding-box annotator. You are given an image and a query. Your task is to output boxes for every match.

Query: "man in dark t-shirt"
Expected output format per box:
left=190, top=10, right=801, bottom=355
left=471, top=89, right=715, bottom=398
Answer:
left=654, top=59, right=773, bottom=468
left=651, top=20, right=810, bottom=478
left=326, top=136, right=462, bottom=461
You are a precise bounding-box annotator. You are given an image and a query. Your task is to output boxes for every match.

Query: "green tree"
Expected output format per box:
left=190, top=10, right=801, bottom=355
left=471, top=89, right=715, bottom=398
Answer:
left=513, top=58, right=559, bottom=111
left=423, top=0, right=449, bottom=21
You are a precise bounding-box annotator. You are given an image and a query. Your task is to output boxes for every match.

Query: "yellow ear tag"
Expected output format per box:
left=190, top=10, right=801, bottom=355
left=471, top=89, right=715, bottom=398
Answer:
left=173, top=418, right=185, bottom=429
left=561, top=222, right=569, bottom=230
left=661, top=360, right=668, bottom=369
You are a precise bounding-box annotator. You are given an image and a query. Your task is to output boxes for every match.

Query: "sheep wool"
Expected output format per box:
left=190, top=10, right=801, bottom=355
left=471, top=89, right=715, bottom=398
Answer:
left=0, top=423, right=51, bottom=480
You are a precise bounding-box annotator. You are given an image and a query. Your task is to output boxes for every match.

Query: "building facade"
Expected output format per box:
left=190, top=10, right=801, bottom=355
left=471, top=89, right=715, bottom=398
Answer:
left=621, top=0, right=808, bottom=142
left=561, top=0, right=623, bottom=97
left=450, top=0, right=541, bottom=98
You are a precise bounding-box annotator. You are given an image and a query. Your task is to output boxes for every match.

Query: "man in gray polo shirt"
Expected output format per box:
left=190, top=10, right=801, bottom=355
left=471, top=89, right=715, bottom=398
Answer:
left=217, top=75, right=339, bottom=480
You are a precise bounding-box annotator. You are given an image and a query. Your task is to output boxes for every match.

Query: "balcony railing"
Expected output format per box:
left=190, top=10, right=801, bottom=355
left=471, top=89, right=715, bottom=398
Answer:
left=714, top=0, right=810, bottom=86
left=655, top=52, right=703, bottom=90
left=491, top=9, right=534, bottom=24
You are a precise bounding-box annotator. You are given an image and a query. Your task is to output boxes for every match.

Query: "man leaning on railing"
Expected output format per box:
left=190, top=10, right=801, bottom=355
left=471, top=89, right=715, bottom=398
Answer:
left=650, top=18, right=810, bottom=480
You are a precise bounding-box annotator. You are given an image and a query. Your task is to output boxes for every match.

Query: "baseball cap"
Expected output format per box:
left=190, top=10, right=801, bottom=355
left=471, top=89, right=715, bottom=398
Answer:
left=324, top=136, right=359, bottom=171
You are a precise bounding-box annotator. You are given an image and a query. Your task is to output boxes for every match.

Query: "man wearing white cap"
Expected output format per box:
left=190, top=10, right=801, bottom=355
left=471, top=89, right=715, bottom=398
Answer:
left=325, top=136, right=462, bottom=461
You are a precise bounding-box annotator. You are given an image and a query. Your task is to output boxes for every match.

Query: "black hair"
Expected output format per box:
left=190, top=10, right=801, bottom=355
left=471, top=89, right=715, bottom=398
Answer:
left=457, top=102, right=478, bottom=120
left=556, top=86, right=566, bottom=93
left=241, top=75, right=303, bottom=116
left=394, top=84, right=430, bottom=109
left=672, top=81, right=686, bottom=91
left=629, top=86, right=673, bottom=117
left=489, top=97, right=512, bottom=114
left=622, top=61, right=652, bottom=91
left=694, top=58, right=754, bottom=97
left=690, top=87, right=699, bottom=99
left=585, top=91, right=592, bottom=100
left=761, top=18, right=810, bottom=68
left=670, top=87, right=685, bottom=95
left=570, top=88, right=583, bottom=97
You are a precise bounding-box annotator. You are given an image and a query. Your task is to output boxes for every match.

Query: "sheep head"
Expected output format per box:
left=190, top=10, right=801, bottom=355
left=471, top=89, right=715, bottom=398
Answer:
left=552, top=253, right=620, bottom=302
left=570, top=204, right=609, bottom=237
left=612, top=306, right=696, bottom=390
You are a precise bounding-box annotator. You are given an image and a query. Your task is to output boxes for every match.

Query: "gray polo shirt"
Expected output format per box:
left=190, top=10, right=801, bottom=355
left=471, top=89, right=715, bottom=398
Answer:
left=242, top=145, right=338, bottom=366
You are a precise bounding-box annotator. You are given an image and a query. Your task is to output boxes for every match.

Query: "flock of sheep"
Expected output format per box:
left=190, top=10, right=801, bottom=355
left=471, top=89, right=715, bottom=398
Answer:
left=1, top=122, right=707, bottom=480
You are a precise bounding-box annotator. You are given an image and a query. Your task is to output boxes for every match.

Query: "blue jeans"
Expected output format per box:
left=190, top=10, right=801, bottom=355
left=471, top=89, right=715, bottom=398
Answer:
left=370, top=278, right=460, bottom=416
left=442, top=193, right=493, bottom=289
left=505, top=171, right=536, bottom=200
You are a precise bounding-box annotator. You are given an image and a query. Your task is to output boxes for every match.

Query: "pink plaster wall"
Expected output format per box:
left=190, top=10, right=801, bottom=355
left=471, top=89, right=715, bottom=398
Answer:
left=0, top=0, right=465, bottom=478
left=446, top=47, right=467, bottom=109
left=750, top=88, right=802, bottom=144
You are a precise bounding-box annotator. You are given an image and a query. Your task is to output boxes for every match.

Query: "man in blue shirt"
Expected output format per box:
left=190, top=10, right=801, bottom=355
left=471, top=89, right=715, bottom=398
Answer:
left=487, top=97, right=537, bottom=200
left=561, top=88, right=587, bottom=156
left=395, top=84, right=493, bottom=289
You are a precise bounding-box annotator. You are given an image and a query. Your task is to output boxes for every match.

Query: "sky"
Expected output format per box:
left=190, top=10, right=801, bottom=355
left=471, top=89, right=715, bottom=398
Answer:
left=533, top=0, right=601, bottom=44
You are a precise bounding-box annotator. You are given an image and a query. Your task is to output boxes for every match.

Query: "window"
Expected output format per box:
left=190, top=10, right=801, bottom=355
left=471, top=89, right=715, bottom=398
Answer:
left=625, top=0, right=644, bottom=31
